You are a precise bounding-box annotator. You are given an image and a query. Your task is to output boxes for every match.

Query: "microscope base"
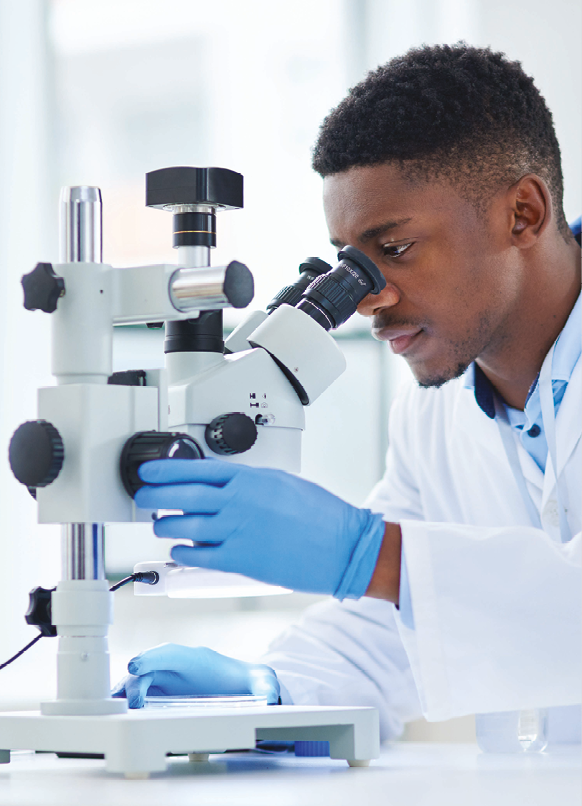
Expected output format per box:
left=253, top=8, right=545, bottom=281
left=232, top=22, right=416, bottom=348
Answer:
left=0, top=705, right=379, bottom=775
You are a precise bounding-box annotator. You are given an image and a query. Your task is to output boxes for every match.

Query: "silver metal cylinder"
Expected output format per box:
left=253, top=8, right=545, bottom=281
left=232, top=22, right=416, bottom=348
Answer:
left=169, top=266, right=232, bottom=312
left=62, top=523, right=105, bottom=580
left=169, top=260, right=254, bottom=312
left=60, top=186, right=103, bottom=263
left=176, top=245, right=211, bottom=268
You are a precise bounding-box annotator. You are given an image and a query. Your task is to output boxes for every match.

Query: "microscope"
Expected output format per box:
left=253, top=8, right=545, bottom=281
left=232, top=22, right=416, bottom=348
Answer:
left=0, top=167, right=383, bottom=776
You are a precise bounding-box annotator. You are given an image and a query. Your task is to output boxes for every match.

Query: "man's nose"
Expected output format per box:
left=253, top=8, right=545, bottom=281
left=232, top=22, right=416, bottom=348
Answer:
left=357, top=282, right=400, bottom=316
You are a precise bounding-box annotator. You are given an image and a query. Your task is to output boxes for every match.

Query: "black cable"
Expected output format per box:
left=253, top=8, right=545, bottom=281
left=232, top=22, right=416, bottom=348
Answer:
left=109, top=574, right=136, bottom=592
left=0, top=572, right=159, bottom=670
left=0, top=633, right=42, bottom=670
left=109, top=571, right=159, bottom=592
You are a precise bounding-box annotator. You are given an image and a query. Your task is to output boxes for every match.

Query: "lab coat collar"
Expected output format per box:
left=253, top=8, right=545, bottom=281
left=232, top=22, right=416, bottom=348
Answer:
left=539, top=354, right=581, bottom=520
left=463, top=292, right=581, bottom=417
left=553, top=354, right=581, bottom=479
left=461, top=360, right=581, bottom=495
left=456, top=376, right=545, bottom=492
left=463, top=363, right=495, bottom=418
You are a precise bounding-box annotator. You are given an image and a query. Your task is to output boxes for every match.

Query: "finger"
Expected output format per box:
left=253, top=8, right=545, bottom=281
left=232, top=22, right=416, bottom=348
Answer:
left=154, top=513, right=229, bottom=543
left=123, top=672, right=155, bottom=708
left=128, top=644, right=196, bottom=676
left=135, top=482, right=227, bottom=513
left=171, top=543, right=233, bottom=571
left=111, top=676, right=128, bottom=698
left=138, top=458, right=240, bottom=485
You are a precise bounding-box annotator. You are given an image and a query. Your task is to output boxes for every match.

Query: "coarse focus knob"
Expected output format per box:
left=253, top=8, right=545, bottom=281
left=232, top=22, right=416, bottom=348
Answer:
left=21, top=263, right=65, bottom=313
left=205, top=413, right=258, bottom=456
left=120, top=431, right=205, bottom=498
left=9, top=420, right=64, bottom=490
left=25, top=586, right=57, bottom=638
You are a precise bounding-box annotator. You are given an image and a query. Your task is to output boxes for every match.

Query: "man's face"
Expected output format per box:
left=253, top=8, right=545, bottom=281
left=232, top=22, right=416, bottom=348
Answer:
left=323, top=163, right=519, bottom=387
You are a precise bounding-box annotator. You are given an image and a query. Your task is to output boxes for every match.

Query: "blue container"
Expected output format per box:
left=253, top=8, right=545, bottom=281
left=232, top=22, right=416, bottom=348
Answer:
left=294, top=741, right=330, bottom=757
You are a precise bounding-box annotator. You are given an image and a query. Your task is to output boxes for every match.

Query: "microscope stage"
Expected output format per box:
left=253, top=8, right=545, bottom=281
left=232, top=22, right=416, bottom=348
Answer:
left=0, top=704, right=379, bottom=776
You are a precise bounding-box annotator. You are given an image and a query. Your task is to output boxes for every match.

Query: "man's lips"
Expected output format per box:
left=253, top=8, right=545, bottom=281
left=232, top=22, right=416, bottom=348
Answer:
left=372, top=325, right=424, bottom=354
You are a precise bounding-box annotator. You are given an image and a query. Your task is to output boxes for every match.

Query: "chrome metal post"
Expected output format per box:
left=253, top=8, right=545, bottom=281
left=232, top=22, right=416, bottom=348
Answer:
left=60, top=186, right=103, bottom=263
left=58, top=187, right=106, bottom=580
left=61, top=523, right=105, bottom=581
left=176, top=245, right=211, bottom=268
left=169, top=266, right=235, bottom=311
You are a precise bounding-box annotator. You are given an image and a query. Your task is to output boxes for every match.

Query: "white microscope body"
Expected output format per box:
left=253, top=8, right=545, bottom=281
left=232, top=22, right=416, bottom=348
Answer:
left=0, top=167, right=383, bottom=773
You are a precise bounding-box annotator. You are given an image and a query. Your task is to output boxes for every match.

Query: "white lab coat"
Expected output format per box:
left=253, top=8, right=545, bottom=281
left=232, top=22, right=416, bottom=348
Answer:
left=263, top=359, right=581, bottom=741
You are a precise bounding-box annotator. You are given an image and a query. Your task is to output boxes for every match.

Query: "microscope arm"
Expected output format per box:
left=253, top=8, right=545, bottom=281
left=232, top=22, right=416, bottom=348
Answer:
left=112, top=261, right=253, bottom=325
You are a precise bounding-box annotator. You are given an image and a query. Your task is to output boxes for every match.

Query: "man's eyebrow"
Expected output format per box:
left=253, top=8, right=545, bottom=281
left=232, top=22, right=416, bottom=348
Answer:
left=359, top=218, right=412, bottom=243
left=329, top=217, right=413, bottom=250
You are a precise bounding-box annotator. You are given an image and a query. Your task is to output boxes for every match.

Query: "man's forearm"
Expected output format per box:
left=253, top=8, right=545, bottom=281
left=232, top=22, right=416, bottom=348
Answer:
left=365, top=522, right=402, bottom=603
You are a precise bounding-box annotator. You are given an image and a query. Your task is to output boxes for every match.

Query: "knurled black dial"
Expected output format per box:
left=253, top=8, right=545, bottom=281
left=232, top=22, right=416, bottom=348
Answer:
left=25, top=586, right=57, bottom=637
left=9, top=420, right=64, bottom=490
left=120, top=431, right=205, bottom=498
left=205, top=413, right=258, bottom=456
left=21, top=263, right=65, bottom=313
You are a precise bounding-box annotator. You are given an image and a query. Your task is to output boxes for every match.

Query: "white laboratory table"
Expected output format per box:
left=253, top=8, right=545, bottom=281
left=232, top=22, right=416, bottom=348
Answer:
left=0, top=742, right=579, bottom=806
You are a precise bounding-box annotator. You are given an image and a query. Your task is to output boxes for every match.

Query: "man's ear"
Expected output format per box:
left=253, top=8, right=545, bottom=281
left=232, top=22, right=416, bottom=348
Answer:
left=508, top=175, right=551, bottom=248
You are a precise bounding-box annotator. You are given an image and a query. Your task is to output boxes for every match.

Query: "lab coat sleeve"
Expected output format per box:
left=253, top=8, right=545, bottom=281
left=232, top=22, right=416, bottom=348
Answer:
left=382, top=380, right=582, bottom=720
left=262, top=596, right=423, bottom=741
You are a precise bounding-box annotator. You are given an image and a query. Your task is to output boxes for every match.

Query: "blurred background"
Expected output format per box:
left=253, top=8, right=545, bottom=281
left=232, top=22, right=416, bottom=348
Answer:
left=0, top=0, right=579, bottom=743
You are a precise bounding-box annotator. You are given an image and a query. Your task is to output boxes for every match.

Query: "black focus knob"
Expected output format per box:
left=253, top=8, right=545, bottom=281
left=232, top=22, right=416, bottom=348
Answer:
left=205, top=413, right=258, bottom=456
left=120, top=431, right=205, bottom=498
left=9, top=420, right=64, bottom=491
left=25, top=586, right=57, bottom=638
left=21, top=263, right=65, bottom=313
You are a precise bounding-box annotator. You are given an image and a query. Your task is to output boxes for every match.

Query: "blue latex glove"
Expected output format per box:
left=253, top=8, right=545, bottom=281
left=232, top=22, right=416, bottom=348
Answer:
left=111, top=643, right=280, bottom=708
left=135, top=458, right=385, bottom=600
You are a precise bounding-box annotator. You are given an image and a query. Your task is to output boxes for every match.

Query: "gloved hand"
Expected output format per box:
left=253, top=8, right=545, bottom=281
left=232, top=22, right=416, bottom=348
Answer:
left=111, top=643, right=280, bottom=708
left=135, top=458, right=386, bottom=600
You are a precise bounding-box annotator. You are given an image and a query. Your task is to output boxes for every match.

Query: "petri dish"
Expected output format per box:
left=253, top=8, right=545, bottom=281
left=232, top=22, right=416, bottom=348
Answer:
left=144, top=694, right=268, bottom=709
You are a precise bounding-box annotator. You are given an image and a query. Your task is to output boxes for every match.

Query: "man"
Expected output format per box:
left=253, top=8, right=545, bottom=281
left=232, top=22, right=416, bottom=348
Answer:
left=114, top=44, right=581, bottom=743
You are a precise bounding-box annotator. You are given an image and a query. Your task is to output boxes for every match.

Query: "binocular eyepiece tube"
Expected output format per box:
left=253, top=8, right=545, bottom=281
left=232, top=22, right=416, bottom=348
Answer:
left=268, top=246, right=386, bottom=331
left=297, top=245, right=386, bottom=330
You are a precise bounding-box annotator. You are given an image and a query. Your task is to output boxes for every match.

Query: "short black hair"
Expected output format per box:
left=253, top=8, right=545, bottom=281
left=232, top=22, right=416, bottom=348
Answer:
left=312, top=44, right=569, bottom=237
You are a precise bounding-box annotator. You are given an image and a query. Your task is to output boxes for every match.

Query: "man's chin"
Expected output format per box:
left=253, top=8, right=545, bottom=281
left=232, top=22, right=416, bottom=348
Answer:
left=410, top=359, right=471, bottom=389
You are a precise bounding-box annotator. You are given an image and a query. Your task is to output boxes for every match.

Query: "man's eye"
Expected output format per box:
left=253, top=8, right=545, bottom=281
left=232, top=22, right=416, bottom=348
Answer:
left=382, top=242, right=413, bottom=258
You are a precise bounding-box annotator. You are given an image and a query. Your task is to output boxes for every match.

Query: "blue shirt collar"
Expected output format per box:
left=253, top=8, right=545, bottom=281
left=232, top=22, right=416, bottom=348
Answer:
left=464, top=292, right=581, bottom=418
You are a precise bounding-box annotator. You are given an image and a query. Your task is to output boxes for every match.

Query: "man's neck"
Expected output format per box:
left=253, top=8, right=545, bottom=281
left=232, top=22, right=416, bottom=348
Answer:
left=476, top=238, right=580, bottom=411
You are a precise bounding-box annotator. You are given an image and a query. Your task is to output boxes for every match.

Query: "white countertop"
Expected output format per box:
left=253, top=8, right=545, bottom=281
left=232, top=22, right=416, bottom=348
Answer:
left=0, top=742, right=579, bottom=806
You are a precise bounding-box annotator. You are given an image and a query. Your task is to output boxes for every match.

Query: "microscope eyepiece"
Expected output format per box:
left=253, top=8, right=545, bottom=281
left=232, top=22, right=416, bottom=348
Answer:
left=266, top=257, right=332, bottom=314
left=295, top=246, right=386, bottom=331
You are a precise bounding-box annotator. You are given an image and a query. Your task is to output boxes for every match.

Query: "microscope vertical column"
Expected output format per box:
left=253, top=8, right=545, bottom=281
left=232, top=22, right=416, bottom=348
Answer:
left=42, top=524, right=125, bottom=715
left=41, top=188, right=126, bottom=716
